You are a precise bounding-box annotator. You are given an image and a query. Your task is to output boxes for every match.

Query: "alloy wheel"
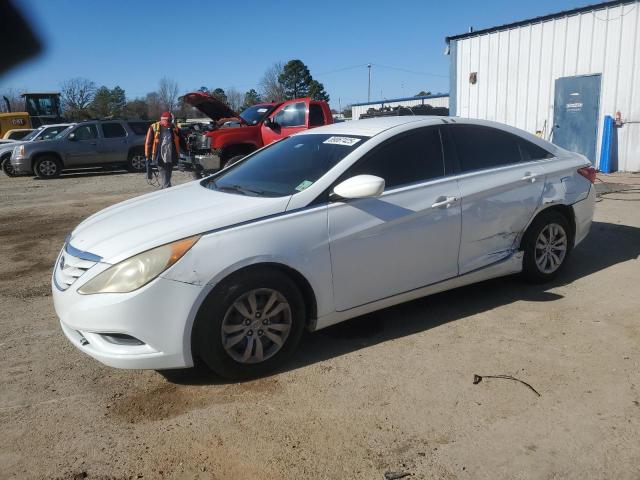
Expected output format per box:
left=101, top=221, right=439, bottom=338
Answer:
left=221, top=288, right=292, bottom=364
left=131, top=155, right=146, bottom=171
left=534, top=223, right=567, bottom=274
left=38, top=159, right=58, bottom=177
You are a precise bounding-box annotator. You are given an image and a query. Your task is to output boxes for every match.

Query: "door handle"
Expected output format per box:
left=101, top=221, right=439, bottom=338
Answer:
left=521, top=172, right=537, bottom=183
left=431, top=196, right=458, bottom=208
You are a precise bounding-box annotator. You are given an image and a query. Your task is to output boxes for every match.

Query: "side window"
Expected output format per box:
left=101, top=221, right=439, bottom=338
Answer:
left=518, top=139, right=553, bottom=161
left=309, top=103, right=325, bottom=127
left=451, top=125, right=522, bottom=172
left=41, top=126, right=67, bottom=140
left=273, top=102, right=306, bottom=127
left=345, top=128, right=445, bottom=190
left=101, top=122, right=127, bottom=138
left=127, top=121, right=151, bottom=135
left=73, top=124, right=98, bottom=141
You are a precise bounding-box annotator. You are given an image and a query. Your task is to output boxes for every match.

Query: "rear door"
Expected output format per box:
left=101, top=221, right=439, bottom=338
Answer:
left=99, top=122, right=129, bottom=163
left=328, top=126, right=462, bottom=311
left=446, top=124, right=549, bottom=274
left=261, top=99, right=309, bottom=145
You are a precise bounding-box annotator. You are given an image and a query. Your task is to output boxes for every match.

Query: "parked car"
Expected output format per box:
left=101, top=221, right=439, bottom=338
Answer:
left=182, top=91, right=333, bottom=172
left=3, top=128, right=34, bottom=140
left=10, top=119, right=150, bottom=178
left=52, top=117, right=596, bottom=378
left=1, top=123, right=72, bottom=176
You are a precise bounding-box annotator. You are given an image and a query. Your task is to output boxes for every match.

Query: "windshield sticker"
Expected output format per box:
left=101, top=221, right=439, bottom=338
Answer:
left=295, top=180, right=313, bottom=192
left=323, top=136, right=361, bottom=146
left=257, top=108, right=268, bottom=113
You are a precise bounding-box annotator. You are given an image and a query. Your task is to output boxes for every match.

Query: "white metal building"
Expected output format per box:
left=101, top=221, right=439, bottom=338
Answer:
left=447, top=0, right=640, bottom=172
left=351, top=94, right=449, bottom=120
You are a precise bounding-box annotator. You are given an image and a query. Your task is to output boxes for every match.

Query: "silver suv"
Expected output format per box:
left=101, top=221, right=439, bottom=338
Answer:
left=1, top=123, right=72, bottom=177
left=10, top=120, right=150, bottom=179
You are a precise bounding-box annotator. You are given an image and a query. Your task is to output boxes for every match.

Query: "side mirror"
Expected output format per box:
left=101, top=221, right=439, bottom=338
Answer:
left=332, top=175, right=385, bottom=200
left=68, top=132, right=76, bottom=141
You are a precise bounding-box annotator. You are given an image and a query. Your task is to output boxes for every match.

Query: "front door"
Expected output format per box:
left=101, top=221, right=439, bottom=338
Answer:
left=64, top=124, right=100, bottom=166
left=261, top=100, right=309, bottom=145
left=328, top=127, right=461, bottom=311
left=552, top=74, right=601, bottom=164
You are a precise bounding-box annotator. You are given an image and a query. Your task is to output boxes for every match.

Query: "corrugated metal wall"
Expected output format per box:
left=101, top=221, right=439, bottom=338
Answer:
left=452, top=1, right=640, bottom=172
left=351, top=95, right=449, bottom=120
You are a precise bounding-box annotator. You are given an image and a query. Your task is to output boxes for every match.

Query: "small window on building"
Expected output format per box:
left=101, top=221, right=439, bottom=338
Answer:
left=101, top=122, right=127, bottom=138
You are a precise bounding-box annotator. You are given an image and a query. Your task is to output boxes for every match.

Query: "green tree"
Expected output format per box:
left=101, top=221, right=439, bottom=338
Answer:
left=122, top=99, right=149, bottom=119
left=278, top=60, right=312, bottom=99
left=308, top=80, right=330, bottom=102
left=211, top=88, right=228, bottom=105
left=90, top=85, right=127, bottom=118
left=241, top=89, right=262, bottom=110
left=415, top=90, right=432, bottom=97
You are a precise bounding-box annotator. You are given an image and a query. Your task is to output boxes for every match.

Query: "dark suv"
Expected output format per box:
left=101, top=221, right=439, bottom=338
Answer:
left=10, top=120, right=151, bottom=179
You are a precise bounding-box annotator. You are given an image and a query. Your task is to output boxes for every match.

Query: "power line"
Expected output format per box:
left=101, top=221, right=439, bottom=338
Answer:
left=372, top=63, right=448, bottom=78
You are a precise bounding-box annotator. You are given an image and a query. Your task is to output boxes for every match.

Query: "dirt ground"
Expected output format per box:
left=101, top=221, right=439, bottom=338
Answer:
left=1, top=168, right=639, bottom=480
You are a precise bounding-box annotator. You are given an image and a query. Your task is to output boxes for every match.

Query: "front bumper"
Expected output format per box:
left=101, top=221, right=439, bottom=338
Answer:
left=53, top=272, right=206, bottom=370
left=10, top=155, right=32, bottom=174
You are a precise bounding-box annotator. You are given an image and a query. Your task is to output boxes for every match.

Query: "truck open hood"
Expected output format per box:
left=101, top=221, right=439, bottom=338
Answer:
left=181, top=91, right=238, bottom=121
left=68, top=181, right=290, bottom=264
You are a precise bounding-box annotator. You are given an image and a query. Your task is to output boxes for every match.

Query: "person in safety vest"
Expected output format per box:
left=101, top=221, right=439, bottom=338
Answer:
left=145, top=112, right=181, bottom=189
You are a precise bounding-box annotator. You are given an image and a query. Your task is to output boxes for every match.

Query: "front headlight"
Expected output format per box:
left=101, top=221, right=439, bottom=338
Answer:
left=78, top=236, right=200, bottom=294
left=13, top=145, right=25, bottom=158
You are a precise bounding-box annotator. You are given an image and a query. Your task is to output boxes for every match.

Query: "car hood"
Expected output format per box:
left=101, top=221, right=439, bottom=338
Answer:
left=69, top=180, right=291, bottom=264
left=0, top=139, right=26, bottom=154
left=181, top=91, right=238, bottom=121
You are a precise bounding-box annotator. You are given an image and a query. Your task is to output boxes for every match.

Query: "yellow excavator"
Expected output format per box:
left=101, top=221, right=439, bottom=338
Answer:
left=0, top=92, right=64, bottom=138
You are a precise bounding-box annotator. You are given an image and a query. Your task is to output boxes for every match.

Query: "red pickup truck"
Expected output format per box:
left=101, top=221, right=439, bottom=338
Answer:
left=182, top=91, right=333, bottom=170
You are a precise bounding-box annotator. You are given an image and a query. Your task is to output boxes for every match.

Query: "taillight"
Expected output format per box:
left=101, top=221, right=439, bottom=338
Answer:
left=577, top=166, right=596, bottom=184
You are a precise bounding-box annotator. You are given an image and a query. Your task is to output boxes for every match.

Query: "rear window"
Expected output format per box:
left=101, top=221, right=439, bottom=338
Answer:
left=127, top=121, right=151, bottom=135
left=101, top=122, right=127, bottom=138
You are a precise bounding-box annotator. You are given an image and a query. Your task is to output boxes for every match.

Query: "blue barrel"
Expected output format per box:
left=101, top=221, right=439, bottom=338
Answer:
left=599, top=115, right=614, bottom=173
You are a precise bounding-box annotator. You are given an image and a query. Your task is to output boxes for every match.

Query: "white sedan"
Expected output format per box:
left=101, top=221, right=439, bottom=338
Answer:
left=53, top=117, right=596, bottom=378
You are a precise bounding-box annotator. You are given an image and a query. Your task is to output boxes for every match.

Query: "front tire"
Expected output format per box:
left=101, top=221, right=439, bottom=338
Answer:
left=522, top=211, right=571, bottom=283
left=193, top=269, right=305, bottom=379
left=33, top=155, right=61, bottom=179
left=1, top=154, right=18, bottom=177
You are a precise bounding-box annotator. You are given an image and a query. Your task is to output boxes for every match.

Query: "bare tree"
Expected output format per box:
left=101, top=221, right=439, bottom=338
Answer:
left=158, top=77, right=179, bottom=112
left=0, top=88, right=25, bottom=112
left=259, top=61, right=286, bottom=102
left=146, top=91, right=162, bottom=120
left=226, top=87, right=243, bottom=112
left=60, top=78, right=96, bottom=119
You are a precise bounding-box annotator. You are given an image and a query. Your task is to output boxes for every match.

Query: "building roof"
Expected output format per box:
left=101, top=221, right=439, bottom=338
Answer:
left=446, top=0, right=636, bottom=42
left=352, top=93, right=449, bottom=107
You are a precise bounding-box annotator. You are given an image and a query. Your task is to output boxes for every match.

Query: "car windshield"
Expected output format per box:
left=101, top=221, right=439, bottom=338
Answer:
left=22, top=128, right=43, bottom=141
left=203, top=133, right=367, bottom=197
left=54, top=126, right=74, bottom=139
left=239, top=105, right=274, bottom=125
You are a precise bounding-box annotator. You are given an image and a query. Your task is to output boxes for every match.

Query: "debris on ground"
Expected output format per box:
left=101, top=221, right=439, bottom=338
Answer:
left=473, top=374, right=541, bottom=397
left=384, top=471, right=412, bottom=480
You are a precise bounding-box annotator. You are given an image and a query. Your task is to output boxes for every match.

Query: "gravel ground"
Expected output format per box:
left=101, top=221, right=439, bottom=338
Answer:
left=0, top=168, right=639, bottom=480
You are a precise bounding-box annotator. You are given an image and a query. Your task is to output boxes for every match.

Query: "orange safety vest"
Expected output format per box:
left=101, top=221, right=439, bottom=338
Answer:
left=145, top=122, right=181, bottom=160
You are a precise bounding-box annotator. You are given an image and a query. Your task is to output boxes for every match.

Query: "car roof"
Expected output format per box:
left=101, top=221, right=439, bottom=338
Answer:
left=304, top=116, right=448, bottom=137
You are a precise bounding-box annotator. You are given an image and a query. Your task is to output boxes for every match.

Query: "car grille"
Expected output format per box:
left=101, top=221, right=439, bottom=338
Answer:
left=54, top=241, right=100, bottom=291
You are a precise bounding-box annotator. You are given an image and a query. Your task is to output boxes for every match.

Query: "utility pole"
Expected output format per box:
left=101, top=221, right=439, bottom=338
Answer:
left=367, top=64, right=372, bottom=103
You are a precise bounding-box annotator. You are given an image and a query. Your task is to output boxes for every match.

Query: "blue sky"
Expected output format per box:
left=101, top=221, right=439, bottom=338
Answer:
left=2, top=0, right=591, bottom=110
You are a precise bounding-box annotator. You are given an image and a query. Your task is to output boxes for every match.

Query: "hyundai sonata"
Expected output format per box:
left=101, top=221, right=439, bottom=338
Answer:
left=53, top=117, right=596, bottom=378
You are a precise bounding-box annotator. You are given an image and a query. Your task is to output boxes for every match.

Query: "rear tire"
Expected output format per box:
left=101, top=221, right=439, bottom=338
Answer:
left=193, top=269, right=305, bottom=379
left=522, top=210, right=572, bottom=283
left=127, top=150, right=146, bottom=172
left=1, top=154, right=18, bottom=177
left=33, top=155, right=61, bottom=179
